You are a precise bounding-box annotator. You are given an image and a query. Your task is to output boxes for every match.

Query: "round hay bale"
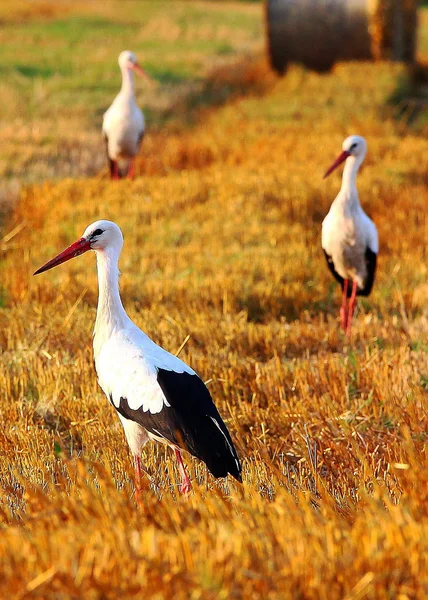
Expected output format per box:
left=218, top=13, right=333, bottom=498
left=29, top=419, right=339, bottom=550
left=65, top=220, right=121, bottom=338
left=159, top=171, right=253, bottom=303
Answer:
left=266, top=0, right=418, bottom=74
left=368, top=0, right=418, bottom=62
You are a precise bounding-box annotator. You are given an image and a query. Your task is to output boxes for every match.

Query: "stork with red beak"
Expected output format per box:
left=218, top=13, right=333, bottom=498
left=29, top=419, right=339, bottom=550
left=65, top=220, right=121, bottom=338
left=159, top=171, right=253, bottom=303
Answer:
left=34, top=220, right=242, bottom=498
left=103, top=51, right=150, bottom=180
left=322, top=135, right=379, bottom=336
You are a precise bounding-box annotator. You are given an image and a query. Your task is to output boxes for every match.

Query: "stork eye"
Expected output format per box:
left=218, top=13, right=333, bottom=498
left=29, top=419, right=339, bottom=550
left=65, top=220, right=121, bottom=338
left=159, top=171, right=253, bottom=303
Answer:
left=91, top=229, right=104, bottom=238
left=350, top=143, right=357, bottom=150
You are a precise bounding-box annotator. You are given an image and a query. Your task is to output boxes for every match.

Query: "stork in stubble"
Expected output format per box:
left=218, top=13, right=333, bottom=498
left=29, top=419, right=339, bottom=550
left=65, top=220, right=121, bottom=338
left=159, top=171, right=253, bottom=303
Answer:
left=34, top=221, right=242, bottom=498
left=322, top=136, right=379, bottom=336
left=103, top=51, right=150, bottom=180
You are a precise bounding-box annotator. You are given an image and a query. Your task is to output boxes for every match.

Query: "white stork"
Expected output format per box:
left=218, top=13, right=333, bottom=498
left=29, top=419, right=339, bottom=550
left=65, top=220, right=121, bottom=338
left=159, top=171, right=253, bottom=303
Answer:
left=103, top=51, right=149, bottom=180
left=34, top=220, right=242, bottom=497
left=322, top=135, right=378, bottom=336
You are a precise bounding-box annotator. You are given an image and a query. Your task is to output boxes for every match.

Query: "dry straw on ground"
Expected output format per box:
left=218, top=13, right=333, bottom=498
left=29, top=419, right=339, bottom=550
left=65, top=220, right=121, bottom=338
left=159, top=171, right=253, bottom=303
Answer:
left=0, top=3, right=427, bottom=600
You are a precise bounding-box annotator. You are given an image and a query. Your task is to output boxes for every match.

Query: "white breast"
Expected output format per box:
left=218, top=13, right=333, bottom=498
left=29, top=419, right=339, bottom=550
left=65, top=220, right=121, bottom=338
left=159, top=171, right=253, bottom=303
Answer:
left=95, top=323, right=194, bottom=415
left=103, top=94, right=145, bottom=160
left=322, top=203, right=378, bottom=285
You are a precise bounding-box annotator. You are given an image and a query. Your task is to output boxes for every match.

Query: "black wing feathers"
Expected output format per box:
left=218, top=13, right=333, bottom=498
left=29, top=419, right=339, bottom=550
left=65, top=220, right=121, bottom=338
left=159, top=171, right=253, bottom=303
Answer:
left=115, top=370, right=242, bottom=482
left=157, top=370, right=241, bottom=481
left=323, top=250, right=345, bottom=288
left=359, top=247, right=377, bottom=296
left=323, top=248, right=377, bottom=297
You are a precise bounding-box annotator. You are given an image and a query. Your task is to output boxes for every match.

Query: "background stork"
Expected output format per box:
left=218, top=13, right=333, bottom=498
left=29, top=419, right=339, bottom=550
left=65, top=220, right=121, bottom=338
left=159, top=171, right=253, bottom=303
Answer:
left=103, top=51, right=149, bottom=180
left=322, top=135, right=379, bottom=336
left=34, top=220, right=242, bottom=498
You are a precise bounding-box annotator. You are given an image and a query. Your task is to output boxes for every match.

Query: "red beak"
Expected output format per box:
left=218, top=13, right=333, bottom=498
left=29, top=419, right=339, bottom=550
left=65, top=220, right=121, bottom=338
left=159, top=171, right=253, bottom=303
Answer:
left=33, top=237, right=91, bottom=275
left=323, top=150, right=351, bottom=179
left=128, top=61, right=150, bottom=80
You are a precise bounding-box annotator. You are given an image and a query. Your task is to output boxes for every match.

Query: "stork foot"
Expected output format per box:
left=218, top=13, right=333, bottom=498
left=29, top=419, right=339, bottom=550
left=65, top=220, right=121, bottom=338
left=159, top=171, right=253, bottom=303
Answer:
left=179, top=474, right=192, bottom=495
left=345, top=318, right=353, bottom=339
left=133, top=455, right=150, bottom=506
left=174, top=448, right=192, bottom=495
left=340, top=306, right=348, bottom=331
left=345, top=280, right=358, bottom=338
left=128, top=160, right=135, bottom=180
left=110, top=160, right=119, bottom=180
left=340, top=279, right=349, bottom=331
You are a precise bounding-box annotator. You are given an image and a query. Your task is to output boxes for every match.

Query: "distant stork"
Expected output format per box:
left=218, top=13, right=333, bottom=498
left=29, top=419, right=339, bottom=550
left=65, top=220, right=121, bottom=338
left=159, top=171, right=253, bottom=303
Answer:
left=34, top=221, right=242, bottom=497
left=322, top=135, right=378, bottom=336
left=103, top=51, right=149, bottom=180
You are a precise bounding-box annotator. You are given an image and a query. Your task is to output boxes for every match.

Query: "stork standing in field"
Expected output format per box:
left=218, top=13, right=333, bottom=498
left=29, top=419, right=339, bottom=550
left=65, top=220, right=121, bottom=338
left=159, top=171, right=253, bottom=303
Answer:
left=34, top=220, right=242, bottom=497
left=103, top=51, right=149, bottom=180
left=322, top=135, right=378, bottom=336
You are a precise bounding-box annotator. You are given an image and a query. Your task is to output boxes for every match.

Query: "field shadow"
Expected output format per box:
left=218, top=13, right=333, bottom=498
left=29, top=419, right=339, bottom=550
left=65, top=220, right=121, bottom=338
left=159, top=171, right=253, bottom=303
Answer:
left=154, top=68, right=189, bottom=86
left=8, top=50, right=277, bottom=183
left=159, top=52, right=277, bottom=127
left=237, top=293, right=300, bottom=324
left=398, top=170, right=428, bottom=185
left=0, top=64, right=63, bottom=79
left=33, top=407, right=83, bottom=457
left=387, top=62, right=428, bottom=127
left=15, top=65, right=56, bottom=79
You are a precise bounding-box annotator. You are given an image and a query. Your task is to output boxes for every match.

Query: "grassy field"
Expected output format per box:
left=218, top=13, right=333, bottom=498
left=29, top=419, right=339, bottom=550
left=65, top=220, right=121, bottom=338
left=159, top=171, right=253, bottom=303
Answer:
left=0, top=0, right=262, bottom=181
left=0, top=1, right=427, bottom=599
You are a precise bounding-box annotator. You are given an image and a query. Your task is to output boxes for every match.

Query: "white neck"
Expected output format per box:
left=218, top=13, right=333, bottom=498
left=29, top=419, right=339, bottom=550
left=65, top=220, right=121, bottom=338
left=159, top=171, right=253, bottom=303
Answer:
left=94, top=248, right=129, bottom=355
left=334, top=154, right=364, bottom=209
left=341, top=155, right=363, bottom=193
left=120, top=66, right=135, bottom=96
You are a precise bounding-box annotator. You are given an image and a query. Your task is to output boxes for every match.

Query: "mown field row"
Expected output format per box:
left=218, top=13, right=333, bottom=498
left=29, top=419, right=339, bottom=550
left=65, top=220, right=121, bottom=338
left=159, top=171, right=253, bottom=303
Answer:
left=0, top=2, right=426, bottom=598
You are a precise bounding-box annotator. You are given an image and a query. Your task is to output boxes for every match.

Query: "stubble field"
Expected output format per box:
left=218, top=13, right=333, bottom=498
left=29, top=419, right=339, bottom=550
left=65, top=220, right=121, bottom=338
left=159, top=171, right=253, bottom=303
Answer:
left=0, top=1, right=427, bottom=598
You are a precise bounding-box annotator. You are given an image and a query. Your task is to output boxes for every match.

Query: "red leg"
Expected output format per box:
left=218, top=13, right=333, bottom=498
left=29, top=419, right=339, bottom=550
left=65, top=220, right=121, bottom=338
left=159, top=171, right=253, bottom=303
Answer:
left=174, top=448, right=192, bottom=495
left=111, top=160, right=119, bottom=180
left=346, top=280, right=358, bottom=338
left=133, top=455, right=149, bottom=505
left=340, top=279, right=349, bottom=331
left=128, top=160, right=135, bottom=180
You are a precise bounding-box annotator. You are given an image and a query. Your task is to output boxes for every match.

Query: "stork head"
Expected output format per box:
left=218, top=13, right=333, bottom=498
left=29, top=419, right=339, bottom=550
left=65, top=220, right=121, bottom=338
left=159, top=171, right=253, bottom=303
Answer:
left=82, top=220, right=124, bottom=252
left=34, top=220, right=124, bottom=275
left=323, top=135, right=367, bottom=178
left=118, top=50, right=148, bottom=79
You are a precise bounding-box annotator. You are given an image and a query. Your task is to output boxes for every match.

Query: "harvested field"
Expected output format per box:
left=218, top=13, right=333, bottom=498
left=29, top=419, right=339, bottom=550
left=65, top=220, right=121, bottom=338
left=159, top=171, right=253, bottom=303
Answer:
left=0, top=2, right=427, bottom=599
